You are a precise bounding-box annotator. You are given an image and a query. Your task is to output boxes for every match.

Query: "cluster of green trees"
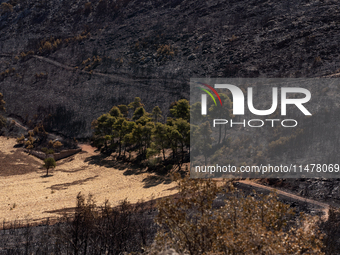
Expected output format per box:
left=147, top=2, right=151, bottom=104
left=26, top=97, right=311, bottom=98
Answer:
left=91, top=92, right=235, bottom=169
left=92, top=97, right=190, bottom=165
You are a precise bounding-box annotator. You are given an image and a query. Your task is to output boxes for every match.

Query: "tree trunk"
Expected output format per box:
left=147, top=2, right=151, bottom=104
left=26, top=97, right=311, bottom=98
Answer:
left=224, top=124, right=227, bottom=141
left=118, top=140, right=121, bottom=157
left=219, top=125, right=222, bottom=144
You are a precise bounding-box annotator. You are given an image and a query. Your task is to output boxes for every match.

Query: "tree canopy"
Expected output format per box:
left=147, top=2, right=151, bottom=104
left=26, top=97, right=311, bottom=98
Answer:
left=43, top=157, right=56, bottom=176
left=92, top=97, right=191, bottom=168
left=170, top=99, right=190, bottom=121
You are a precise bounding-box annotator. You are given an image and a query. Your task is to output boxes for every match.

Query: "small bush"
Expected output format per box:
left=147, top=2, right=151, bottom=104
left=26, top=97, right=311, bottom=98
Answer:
left=0, top=3, right=13, bottom=13
left=53, top=140, right=63, bottom=149
left=48, top=140, right=54, bottom=147
left=81, top=56, right=102, bottom=71
left=25, top=140, right=34, bottom=149
left=157, top=44, right=175, bottom=57
left=42, top=41, right=52, bottom=51
left=46, top=149, right=55, bottom=155
left=17, top=134, right=25, bottom=144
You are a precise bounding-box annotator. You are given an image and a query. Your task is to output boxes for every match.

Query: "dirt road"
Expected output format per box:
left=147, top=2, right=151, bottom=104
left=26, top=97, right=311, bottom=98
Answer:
left=236, top=180, right=330, bottom=221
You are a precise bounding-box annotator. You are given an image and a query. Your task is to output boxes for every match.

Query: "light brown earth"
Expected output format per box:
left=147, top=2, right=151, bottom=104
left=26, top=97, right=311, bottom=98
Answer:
left=0, top=137, right=177, bottom=224
left=0, top=136, right=330, bottom=225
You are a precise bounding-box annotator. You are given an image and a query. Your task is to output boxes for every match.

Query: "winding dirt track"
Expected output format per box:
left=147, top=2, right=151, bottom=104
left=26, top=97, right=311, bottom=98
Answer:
left=235, top=180, right=330, bottom=221
left=0, top=53, right=181, bottom=93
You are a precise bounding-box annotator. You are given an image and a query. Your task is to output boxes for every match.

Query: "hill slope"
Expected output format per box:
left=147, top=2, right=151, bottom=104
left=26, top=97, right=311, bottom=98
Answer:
left=1, top=0, right=340, bottom=137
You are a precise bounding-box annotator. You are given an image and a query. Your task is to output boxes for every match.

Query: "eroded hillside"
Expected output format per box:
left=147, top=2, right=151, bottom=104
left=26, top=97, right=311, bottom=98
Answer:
left=1, top=0, right=340, bottom=137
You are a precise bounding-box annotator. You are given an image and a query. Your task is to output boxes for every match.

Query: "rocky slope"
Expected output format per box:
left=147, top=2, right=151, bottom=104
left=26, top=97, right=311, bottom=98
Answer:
left=1, top=0, right=340, bottom=137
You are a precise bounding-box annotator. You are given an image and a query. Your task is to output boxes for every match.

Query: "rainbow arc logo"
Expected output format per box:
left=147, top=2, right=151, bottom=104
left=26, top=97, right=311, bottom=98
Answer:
left=196, top=82, right=223, bottom=106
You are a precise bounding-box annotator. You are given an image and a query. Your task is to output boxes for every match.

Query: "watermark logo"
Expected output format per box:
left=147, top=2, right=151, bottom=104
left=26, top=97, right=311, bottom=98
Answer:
left=200, top=84, right=311, bottom=116
left=196, top=82, right=223, bottom=115
left=190, top=78, right=339, bottom=179
left=197, top=83, right=312, bottom=128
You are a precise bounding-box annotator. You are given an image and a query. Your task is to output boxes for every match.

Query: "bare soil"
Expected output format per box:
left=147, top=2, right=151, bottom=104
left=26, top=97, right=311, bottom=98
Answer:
left=0, top=137, right=177, bottom=223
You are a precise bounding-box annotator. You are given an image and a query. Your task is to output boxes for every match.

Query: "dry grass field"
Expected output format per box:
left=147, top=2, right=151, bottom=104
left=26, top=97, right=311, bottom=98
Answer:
left=0, top=137, right=177, bottom=224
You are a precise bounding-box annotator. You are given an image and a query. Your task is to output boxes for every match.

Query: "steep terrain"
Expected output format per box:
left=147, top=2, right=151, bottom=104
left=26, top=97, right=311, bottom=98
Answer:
left=1, top=0, right=340, bottom=137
